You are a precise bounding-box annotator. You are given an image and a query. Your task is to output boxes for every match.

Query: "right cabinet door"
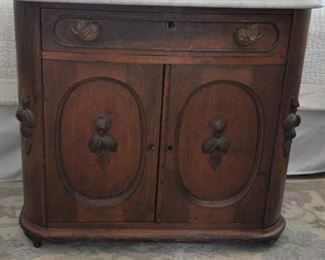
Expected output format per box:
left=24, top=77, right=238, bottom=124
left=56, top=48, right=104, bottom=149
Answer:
left=157, top=64, right=284, bottom=225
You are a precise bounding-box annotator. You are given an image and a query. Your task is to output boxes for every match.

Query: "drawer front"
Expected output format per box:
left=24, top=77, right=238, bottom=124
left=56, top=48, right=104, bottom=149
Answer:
left=42, top=9, right=291, bottom=56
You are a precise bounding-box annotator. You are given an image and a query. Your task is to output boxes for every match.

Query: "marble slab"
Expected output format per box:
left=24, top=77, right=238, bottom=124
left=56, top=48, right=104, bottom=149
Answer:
left=15, top=0, right=324, bottom=9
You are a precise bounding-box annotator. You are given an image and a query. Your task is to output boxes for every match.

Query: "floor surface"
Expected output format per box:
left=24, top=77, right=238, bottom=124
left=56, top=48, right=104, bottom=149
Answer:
left=0, top=178, right=324, bottom=260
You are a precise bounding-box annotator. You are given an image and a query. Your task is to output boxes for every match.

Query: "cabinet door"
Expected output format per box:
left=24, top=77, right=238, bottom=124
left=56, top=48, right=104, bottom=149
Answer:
left=43, top=61, right=163, bottom=223
left=157, top=65, right=284, bottom=226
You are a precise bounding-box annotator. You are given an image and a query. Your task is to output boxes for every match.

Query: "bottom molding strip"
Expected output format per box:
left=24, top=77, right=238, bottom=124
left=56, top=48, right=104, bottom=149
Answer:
left=20, top=211, right=285, bottom=244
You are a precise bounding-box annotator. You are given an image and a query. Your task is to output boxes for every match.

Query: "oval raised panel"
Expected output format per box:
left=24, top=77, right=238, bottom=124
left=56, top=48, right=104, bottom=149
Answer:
left=55, top=77, right=146, bottom=206
left=175, top=81, right=263, bottom=208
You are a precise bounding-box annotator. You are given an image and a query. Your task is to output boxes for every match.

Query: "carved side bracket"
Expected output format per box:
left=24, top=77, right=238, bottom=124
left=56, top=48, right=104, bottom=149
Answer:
left=234, top=24, right=263, bottom=46
left=202, top=117, right=230, bottom=171
left=89, top=114, right=117, bottom=170
left=16, top=97, right=35, bottom=155
left=283, top=97, right=301, bottom=158
left=70, top=19, right=100, bottom=42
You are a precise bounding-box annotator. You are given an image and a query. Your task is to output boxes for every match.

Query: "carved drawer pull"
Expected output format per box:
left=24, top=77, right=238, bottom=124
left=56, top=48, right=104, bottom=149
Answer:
left=89, top=114, right=117, bottom=170
left=234, top=24, right=263, bottom=46
left=283, top=97, right=301, bottom=158
left=16, top=97, right=35, bottom=155
left=70, top=19, right=100, bottom=42
left=202, top=117, right=230, bottom=171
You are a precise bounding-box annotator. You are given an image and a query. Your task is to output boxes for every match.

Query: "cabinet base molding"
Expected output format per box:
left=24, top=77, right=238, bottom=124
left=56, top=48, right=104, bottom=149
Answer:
left=20, top=211, right=285, bottom=246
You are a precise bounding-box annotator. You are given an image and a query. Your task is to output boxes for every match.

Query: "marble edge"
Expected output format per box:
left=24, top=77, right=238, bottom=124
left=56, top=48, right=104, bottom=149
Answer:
left=14, top=0, right=325, bottom=9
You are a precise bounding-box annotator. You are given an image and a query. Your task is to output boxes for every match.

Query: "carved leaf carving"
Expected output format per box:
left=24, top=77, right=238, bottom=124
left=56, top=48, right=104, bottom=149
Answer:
left=216, top=136, right=231, bottom=153
left=89, top=135, right=117, bottom=153
left=202, top=137, right=218, bottom=154
left=89, top=114, right=117, bottom=170
left=202, top=117, right=230, bottom=171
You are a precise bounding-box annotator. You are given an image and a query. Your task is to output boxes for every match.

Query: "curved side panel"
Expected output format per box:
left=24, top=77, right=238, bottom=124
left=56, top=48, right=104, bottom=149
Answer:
left=14, top=1, right=46, bottom=226
left=55, top=77, right=147, bottom=207
left=264, top=10, right=311, bottom=228
left=175, top=80, right=264, bottom=208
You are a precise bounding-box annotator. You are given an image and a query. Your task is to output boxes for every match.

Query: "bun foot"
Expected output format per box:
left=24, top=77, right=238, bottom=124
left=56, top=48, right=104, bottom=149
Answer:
left=33, top=240, right=42, bottom=248
left=22, top=229, right=43, bottom=248
left=260, top=235, right=280, bottom=245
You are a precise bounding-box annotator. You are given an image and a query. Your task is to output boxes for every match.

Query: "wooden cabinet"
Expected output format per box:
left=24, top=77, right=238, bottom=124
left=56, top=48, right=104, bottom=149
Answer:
left=15, top=1, right=311, bottom=246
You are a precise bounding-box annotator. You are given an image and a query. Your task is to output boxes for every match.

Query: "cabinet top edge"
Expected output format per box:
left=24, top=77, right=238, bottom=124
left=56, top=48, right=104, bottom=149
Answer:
left=14, top=0, right=324, bottom=9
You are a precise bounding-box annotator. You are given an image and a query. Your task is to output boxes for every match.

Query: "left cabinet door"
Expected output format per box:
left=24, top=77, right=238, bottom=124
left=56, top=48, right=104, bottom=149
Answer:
left=43, top=61, right=163, bottom=223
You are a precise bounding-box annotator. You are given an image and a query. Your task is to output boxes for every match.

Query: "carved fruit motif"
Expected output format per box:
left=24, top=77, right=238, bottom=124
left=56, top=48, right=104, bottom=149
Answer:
left=70, top=19, right=100, bottom=42
left=16, top=97, right=35, bottom=155
left=283, top=97, right=301, bottom=157
left=89, top=114, right=117, bottom=170
left=202, top=117, right=230, bottom=171
left=234, top=24, right=263, bottom=46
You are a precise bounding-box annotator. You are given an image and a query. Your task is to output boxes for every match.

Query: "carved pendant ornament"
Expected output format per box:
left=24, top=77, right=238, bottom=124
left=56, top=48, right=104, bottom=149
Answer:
left=234, top=24, right=263, bottom=46
left=89, top=114, right=118, bottom=170
left=202, top=117, right=230, bottom=171
left=16, top=97, right=35, bottom=155
left=70, top=19, right=100, bottom=42
left=283, top=97, right=301, bottom=158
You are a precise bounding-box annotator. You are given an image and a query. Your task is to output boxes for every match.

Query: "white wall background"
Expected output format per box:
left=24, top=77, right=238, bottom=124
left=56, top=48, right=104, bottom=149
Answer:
left=0, top=0, right=17, bottom=105
left=301, top=6, right=325, bottom=109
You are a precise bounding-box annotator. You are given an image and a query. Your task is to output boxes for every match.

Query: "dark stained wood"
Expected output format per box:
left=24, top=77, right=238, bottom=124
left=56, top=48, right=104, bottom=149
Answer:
left=156, top=64, right=284, bottom=224
left=42, top=8, right=290, bottom=57
left=14, top=1, right=46, bottom=227
left=20, top=213, right=285, bottom=242
left=15, top=2, right=311, bottom=244
left=43, top=61, right=163, bottom=223
left=42, top=51, right=287, bottom=65
left=263, top=9, right=311, bottom=229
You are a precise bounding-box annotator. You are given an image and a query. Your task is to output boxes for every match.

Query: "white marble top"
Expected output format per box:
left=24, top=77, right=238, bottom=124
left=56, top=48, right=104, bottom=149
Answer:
left=16, top=0, right=324, bottom=9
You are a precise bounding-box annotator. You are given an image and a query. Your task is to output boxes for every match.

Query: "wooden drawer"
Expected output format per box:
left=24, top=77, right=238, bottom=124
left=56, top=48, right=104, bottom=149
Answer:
left=42, top=9, right=291, bottom=56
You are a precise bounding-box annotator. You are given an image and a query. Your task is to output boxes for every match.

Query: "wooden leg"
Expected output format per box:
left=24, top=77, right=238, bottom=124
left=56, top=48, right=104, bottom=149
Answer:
left=33, top=239, right=42, bottom=248
left=23, top=230, right=43, bottom=248
left=260, top=235, right=280, bottom=245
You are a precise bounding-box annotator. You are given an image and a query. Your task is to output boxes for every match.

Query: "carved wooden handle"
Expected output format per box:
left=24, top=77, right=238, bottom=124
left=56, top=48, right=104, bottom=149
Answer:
left=70, top=19, right=100, bottom=42
left=234, top=24, right=263, bottom=46
left=283, top=97, right=301, bottom=157
left=16, top=97, right=35, bottom=155
left=89, top=114, right=117, bottom=170
left=202, top=118, right=230, bottom=171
